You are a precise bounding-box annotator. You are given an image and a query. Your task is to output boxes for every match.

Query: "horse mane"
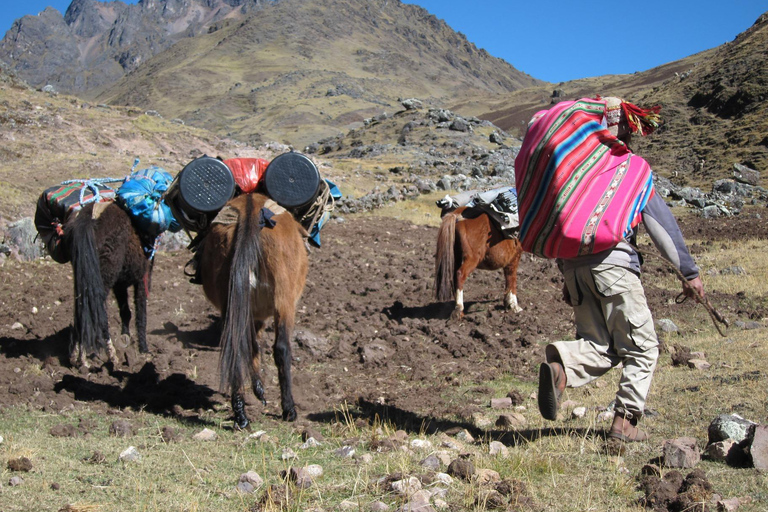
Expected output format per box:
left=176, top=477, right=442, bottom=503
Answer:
left=434, top=210, right=458, bottom=302
left=67, top=204, right=109, bottom=355
left=219, top=194, right=263, bottom=393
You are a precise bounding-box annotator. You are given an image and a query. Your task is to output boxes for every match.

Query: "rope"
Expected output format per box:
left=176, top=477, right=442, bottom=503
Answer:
left=298, top=180, right=334, bottom=233
left=629, top=242, right=730, bottom=337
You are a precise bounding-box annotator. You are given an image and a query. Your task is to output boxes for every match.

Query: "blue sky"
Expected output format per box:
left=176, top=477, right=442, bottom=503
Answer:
left=1, top=0, right=765, bottom=83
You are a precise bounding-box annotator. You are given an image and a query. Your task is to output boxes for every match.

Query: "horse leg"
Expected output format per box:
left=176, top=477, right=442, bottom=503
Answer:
left=273, top=316, right=297, bottom=421
left=503, top=262, right=523, bottom=313
left=453, top=255, right=480, bottom=320
left=231, top=392, right=249, bottom=430
left=134, top=273, right=149, bottom=354
left=113, top=283, right=132, bottom=348
left=69, top=331, right=89, bottom=369
left=250, top=321, right=267, bottom=407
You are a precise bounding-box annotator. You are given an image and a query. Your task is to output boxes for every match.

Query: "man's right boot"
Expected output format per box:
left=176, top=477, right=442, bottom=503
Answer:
left=538, top=361, right=566, bottom=421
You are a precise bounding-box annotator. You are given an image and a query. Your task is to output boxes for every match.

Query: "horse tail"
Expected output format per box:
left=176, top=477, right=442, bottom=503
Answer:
left=219, top=194, right=262, bottom=394
left=68, top=207, right=109, bottom=355
left=434, top=211, right=458, bottom=301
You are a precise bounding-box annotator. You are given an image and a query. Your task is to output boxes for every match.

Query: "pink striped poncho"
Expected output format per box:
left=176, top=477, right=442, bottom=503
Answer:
left=514, top=98, right=655, bottom=259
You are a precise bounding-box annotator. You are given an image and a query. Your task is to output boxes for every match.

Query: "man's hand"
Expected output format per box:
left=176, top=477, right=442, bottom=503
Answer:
left=684, top=276, right=705, bottom=301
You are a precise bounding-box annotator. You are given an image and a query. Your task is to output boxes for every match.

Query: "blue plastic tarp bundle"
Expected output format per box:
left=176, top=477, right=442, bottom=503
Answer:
left=116, top=163, right=181, bottom=238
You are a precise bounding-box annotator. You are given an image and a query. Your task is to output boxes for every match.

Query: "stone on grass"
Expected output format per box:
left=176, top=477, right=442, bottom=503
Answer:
left=708, top=414, right=756, bottom=444
left=663, top=437, right=700, bottom=468
left=490, top=397, right=512, bottom=409
left=192, top=428, right=218, bottom=441
left=704, top=439, right=736, bottom=462
left=9, top=476, right=23, bottom=486
left=420, top=454, right=441, bottom=471
left=334, top=445, right=355, bottom=458
left=454, top=429, right=474, bottom=443
left=495, top=413, right=526, bottom=428
left=239, top=471, right=264, bottom=489
left=749, top=424, right=768, bottom=470
left=300, top=437, right=322, bottom=449
left=119, top=446, right=141, bottom=462
left=572, top=406, right=587, bottom=419
left=370, top=501, right=390, bottom=512
left=410, top=439, right=432, bottom=450
left=391, top=476, right=421, bottom=496
left=488, top=440, right=508, bottom=457
left=475, top=468, right=501, bottom=485
left=688, top=359, right=711, bottom=370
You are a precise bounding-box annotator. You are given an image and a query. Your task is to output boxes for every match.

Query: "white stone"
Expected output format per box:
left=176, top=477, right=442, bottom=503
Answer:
left=304, top=464, right=324, bottom=478
left=410, top=439, right=432, bottom=450
left=391, top=476, right=422, bottom=496
left=193, top=428, right=218, bottom=441
left=572, top=406, right=587, bottom=418
left=435, top=473, right=453, bottom=485
left=119, top=446, right=141, bottom=462
left=281, top=448, right=298, bottom=460
left=10, top=322, right=23, bottom=330
left=300, top=437, right=322, bottom=449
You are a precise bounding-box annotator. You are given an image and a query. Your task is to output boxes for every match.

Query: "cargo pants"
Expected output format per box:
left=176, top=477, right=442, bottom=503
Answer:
left=546, top=263, right=659, bottom=419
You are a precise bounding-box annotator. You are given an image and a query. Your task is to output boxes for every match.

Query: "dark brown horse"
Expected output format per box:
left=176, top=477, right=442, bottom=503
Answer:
left=434, top=207, right=523, bottom=320
left=197, top=193, right=308, bottom=428
left=64, top=202, right=151, bottom=368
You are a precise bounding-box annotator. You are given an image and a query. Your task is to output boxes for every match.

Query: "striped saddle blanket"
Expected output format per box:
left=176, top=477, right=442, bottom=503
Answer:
left=514, top=98, right=655, bottom=259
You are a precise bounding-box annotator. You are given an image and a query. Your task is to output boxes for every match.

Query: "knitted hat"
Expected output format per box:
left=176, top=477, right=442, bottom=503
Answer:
left=600, top=96, right=661, bottom=137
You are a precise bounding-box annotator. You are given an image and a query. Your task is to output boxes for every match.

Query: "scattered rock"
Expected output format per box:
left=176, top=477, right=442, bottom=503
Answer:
left=488, top=441, right=508, bottom=457
left=663, top=437, right=701, bottom=468
left=572, top=406, right=587, bottom=418
left=192, top=428, right=218, bottom=441
left=85, top=451, right=107, bottom=464
left=495, top=413, right=526, bottom=428
left=490, top=397, right=512, bottom=409
left=708, top=414, right=756, bottom=444
left=334, top=445, right=355, bottom=458
left=390, top=476, right=421, bottom=496
left=119, top=446, right=141, bottom=462
left=748, top=424, right=768, bottom=470
left=9, top=476, right=23, bottom=486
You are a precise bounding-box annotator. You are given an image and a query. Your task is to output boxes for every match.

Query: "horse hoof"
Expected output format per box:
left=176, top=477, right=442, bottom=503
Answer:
left=450, top=309, right=464, bottom=321
left=118, top=334, right=131, bottom=349
left=234, top=417, right=250, bottom=430
left=283, top=408, right=297, bottom=422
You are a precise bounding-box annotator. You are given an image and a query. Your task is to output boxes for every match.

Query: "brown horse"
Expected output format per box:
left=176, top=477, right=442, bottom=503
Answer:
left=197, top=193, right=308, bottom=428
left=434, top=207, right=523, bottom=319
left=64, top=202, right=151, bottom=368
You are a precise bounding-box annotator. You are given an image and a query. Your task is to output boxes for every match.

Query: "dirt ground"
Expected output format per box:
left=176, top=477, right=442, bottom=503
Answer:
left=0, top=210, right=765, bottom=431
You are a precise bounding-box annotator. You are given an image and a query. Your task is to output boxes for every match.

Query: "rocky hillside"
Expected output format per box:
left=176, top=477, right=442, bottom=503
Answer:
left=462, top=12, right=768, bottom=189
left=0, top=0, right=273, bottom=94
left=1, top=0, right=541, bottom=148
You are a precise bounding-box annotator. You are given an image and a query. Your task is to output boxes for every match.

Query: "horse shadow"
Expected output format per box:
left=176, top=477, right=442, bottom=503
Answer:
left=307, top=398, right=600, bottom=447
left=54, top=361, right=218, bottom=423
left=152, top=314, right=221, bottom=351
left=0, top=328, right=72, bottom=366
left=383, top=300, right=451, bottom=321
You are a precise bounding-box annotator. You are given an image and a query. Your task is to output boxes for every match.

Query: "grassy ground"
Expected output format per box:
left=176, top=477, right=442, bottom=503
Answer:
left=1, top=217, right=766, bottom=512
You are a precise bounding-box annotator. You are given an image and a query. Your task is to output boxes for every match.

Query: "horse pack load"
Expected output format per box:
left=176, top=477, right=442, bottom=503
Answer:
left=35, top=162, right=182, bottom=263
left=223, top=157, right=270, bottom=193
left=514, top=97, right=655, bottom=259
left=115, top=166, right=181, bottom=239
left=34, top=180, right=117, bottom=263
left=436, top=186, right=519, bottom=237
left=169, top=151, right=340, bottom=247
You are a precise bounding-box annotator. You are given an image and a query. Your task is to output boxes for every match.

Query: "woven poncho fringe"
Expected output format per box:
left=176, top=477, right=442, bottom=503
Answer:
left=514, top=98, right=655, bottom=259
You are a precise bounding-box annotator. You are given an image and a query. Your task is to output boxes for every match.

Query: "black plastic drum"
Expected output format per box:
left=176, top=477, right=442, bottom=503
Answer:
left=178, top=156, right=236, bottom=214
left=263, top=152, right=321, bottom=210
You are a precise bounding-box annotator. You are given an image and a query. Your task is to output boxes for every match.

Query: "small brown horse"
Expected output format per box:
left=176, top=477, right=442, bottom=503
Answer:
left=65, top=202, right=151, bottom=367
left=434, top=207, right=523, bottom=319
left=198, top=193, right=308, bottom=428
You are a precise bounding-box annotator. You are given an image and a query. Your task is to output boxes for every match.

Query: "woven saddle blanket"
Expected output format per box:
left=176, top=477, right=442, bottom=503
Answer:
left=436, top=186, right=519, bottom=236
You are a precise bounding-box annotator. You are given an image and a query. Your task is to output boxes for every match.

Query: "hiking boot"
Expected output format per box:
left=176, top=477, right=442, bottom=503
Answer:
left=538, top=362, right=566, bottom=421
left=608, top=413, right=648, bottom=442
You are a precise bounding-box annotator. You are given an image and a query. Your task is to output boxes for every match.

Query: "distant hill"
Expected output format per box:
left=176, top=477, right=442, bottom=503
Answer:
left=462, top=12, right=768, bottom=188
left=0, top=0, right=541, bottom=148
left=1, top=0, right=766, bottom=193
